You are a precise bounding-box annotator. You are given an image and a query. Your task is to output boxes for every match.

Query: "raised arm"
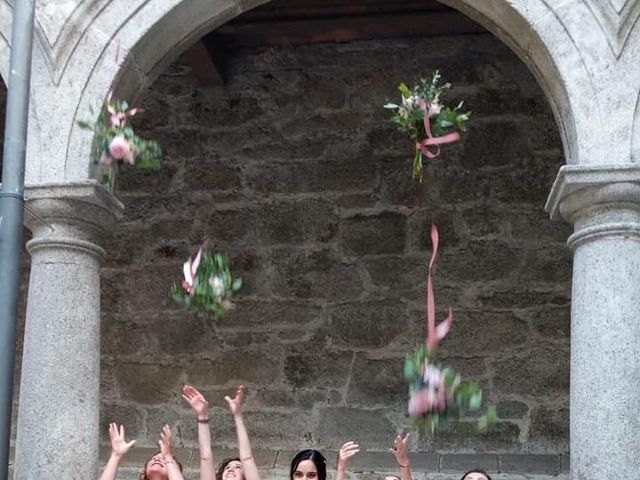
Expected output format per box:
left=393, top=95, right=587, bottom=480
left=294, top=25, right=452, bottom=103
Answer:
left=159, top=424, right=186, bottom=480
left=183, top=385, right=215, bottom=480
left=98, top=423, right=136, bottom=480
left=390, top=434, right=412, bottom=480
left=224, top=385, right=260, bottom=480
left=336, top=441, right=360, bottom=480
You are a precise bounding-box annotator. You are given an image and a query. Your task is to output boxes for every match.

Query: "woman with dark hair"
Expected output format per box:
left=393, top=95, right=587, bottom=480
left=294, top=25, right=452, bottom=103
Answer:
left=98, top=423, right=185, bottom=480
left=289, top=441, right=359, bottom=480
left=460, top=470, right=491, bottom=480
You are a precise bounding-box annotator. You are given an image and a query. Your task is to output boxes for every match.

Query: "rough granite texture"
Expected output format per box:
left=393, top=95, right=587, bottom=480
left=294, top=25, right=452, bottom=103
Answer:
left=7, top=33, right=572, bottom=477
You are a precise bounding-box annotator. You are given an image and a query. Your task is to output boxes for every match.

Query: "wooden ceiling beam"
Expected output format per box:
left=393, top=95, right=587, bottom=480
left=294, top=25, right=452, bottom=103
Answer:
left=184, top=40, right=225, bottom=87
left=212, top=11, right=485, bottom=48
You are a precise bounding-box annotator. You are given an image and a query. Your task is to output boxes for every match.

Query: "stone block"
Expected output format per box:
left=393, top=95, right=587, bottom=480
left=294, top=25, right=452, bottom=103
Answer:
left=463, top=119, right=532, bottom=169
left=119, top=264, right=185, bottom=313
left=460, top=204, right=507, bottom=238
left=363, top=255, right=427, bottom=300
left=426, top=421, right=521, bottom=452
left=271, top=247, right=364, bottom=301
left=439, top=453, right=498, bottom=473
left=217, top=299, right=323, bottom=330
left=528, top=305, right=571, bottom=340
left=256, top=198, right=339, bottom=245
left=285, top=348, right=353, bottom=389
left=492, top=346, right=569, bottom=397
left=340, top=212, right=407, bottom=256
left=507, top=208, right=571, bottom=244
left=498, top=454, right=560, bottom=475
left=316, top=407, right=395, bottom=449
left=115, top=362, right=184, bottom=404
left=186, top=349, right=283, bottom=387
left=473, top=285, right=570, bottom=310
left=406, top=209, right=463, bottom=252
left=375, top=156, right=435, bottom=208
left=437, top=241, right=521, bottom=283
left=99, top=402, right=145, bottom=444
left=528, top=406, right=569, bottom=452
left=438, top=310, right=529, bottom=357
left=515, top=246, right=572, bottom=285
left=183, top=158, right=244, bottom=191
left=495, top=400, right=529, bottom=420
left=117, top=160, right=179, bottom=194
left=328, top=301, right=408, bottom=349
left=244, top=156, right=377, bottom=195
left=246, top=386, right=334, bottom=410
left=346, top=355, right=406, bottom=407
left=197, top=207, right=258, bottom=246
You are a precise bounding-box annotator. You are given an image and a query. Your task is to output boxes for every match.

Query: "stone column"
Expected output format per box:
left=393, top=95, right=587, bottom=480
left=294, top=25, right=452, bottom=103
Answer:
left=546, top=165, right=640, bottom=480
left=13, top=182, right=123, bottom=480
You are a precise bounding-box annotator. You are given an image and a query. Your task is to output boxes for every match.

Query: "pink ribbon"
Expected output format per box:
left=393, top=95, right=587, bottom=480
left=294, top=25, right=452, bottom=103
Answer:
left=426, top=224, right=452, bottom=350
left=415, top=99, right=461, bottom=159
left=182, top=247, right=203, bottom=296
left=105, top=91, right=143, bottom=128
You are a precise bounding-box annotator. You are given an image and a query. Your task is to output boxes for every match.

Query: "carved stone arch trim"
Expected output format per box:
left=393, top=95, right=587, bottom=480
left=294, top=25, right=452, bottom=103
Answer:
left=60, top=0, right=603, bottom=179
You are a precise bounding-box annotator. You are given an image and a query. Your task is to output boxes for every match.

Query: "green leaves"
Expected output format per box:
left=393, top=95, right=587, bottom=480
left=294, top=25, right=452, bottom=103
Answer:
left=383, top=71, right=471, bottom=182
left=170, top=249, right=243, bottom=317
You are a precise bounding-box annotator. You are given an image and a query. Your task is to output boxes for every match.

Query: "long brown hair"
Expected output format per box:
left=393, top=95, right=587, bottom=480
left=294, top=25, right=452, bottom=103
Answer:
left=137, top=451, right=183, bottom=480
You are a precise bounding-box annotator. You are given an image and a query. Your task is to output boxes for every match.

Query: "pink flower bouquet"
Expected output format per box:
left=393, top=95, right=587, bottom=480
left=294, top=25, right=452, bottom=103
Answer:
left=170, top=244, right=242, bottom=316
left=404, top=225, right=495, bottom=432
left=78, top=92, right=161, bottom=187
left=384, top=71, right=470, bottom=182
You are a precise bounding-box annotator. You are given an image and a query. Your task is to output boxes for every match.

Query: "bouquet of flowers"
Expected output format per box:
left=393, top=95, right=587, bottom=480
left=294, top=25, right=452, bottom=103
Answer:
left=170, top=243, right=242, bottom=316
left=404, top=225, right=495, bottom=432
left=78, top=92, right=161, bottom=187
left=384, top=71, right=470, bottom=182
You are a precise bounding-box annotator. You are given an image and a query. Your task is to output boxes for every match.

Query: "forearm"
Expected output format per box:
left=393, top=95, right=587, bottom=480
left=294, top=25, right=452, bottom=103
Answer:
left=197, top=420, right=215, bottom=480
left=336, top=462, right=348, bottom=480
left=234, top=414, right=260, bottom=480
left=399, top=463, right=413, bottom=480
left=165, top=456, right=186, bottom=480
left=98, top=453, right=123, bottom=480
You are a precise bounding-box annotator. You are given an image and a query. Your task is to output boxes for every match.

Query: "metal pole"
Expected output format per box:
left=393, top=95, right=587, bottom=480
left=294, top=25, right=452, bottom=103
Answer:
left=0, top=0, right=36, bottom=477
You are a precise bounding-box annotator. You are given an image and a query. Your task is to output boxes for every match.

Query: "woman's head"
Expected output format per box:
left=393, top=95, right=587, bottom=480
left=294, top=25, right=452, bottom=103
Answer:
left=217, top=457, right=244, bottom=480
left=290, top=450, right=327, bottom=480
left=460, top=470, right=491, bottom=480
left=138, top=451, right=183, bottom=480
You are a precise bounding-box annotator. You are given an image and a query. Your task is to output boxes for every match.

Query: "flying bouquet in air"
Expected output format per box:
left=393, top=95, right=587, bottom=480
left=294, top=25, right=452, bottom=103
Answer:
left=170, top=243, right=242, bottom=316
left=77, top=43, right=161, bottom=188
left=404, top=225, right=495, bottom=432
left=384, top=71, right=470, bottom=182
left=77, top=92, right=161, bottom=187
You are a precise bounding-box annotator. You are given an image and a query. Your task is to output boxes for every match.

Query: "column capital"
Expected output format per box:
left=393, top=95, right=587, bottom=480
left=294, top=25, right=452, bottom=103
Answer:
left=24, top=181, right=124, bottom=258
left=545, top=165, right=640, bottom=250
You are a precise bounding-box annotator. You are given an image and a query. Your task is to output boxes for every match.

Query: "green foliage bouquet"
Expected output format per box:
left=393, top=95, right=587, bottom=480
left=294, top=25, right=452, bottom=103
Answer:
left=384, top=71, right=470, bottom=182
left=405, top=225, right=495, bottom=432
left=171, top=244, right=242, bottom=316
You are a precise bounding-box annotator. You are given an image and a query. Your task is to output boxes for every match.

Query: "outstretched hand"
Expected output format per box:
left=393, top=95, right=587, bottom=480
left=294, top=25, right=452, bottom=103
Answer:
left=182, top=384, right=209, bottom=418
left=108, top=423, right=135, bottom=458
left=224, top=385, right=245, bottom=417
left=338, top=441, right=360, bottom=469
left=158, top=424, right=175, bottom=459
left=390, top=433, right=410, bottom=466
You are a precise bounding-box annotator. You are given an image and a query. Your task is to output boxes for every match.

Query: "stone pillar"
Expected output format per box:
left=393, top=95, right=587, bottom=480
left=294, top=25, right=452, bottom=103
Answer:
left=546, top=165, right=640, bottom=480
left=13, top=182, right=123, bottom=480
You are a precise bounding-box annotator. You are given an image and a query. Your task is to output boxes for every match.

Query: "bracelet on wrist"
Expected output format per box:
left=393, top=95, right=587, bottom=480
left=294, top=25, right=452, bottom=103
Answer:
left=241, top=455, right=253, bottom=462
left=398, top=463, right=408, bottom=468
left=197, top=418, right=210, bottom=423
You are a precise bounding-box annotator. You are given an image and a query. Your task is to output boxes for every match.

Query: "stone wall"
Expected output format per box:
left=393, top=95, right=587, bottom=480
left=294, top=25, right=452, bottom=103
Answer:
left=11, top=32, right=572, bottom=478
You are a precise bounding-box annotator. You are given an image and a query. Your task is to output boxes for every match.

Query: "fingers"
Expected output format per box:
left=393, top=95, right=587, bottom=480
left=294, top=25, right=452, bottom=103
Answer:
left=235, top=385, right=244, bottom=402
left=340, top=441, right=360, bottom=459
